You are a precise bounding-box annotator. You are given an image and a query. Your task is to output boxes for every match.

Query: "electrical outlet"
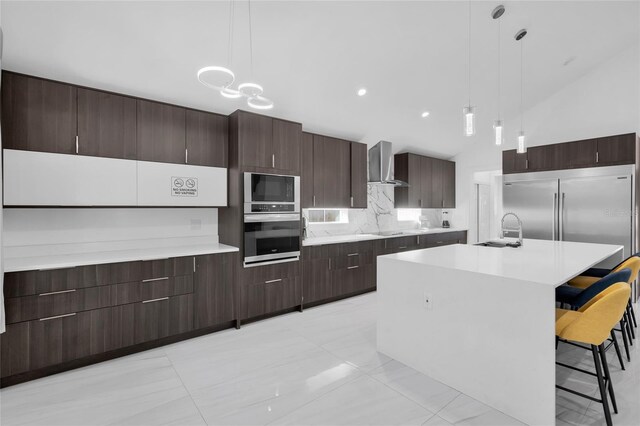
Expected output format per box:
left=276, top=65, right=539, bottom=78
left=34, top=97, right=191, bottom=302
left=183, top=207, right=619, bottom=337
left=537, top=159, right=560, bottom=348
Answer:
left=423, top=292, right=433, bottom=310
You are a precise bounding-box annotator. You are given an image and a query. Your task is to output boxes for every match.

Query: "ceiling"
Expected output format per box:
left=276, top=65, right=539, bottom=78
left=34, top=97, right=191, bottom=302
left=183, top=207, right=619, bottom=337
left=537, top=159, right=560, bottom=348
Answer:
left=1, top=1, right=638, bottom=159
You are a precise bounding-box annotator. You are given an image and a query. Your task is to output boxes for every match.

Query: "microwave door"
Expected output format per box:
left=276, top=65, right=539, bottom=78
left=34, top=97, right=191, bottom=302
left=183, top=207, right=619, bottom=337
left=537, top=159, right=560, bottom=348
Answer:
left=244, top=217, right=300, bottom=263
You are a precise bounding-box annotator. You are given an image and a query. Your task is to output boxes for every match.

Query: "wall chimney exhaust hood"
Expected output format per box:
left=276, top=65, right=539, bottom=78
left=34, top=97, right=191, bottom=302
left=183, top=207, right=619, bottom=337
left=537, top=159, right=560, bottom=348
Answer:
left=368, top=141, right=408, bottom=187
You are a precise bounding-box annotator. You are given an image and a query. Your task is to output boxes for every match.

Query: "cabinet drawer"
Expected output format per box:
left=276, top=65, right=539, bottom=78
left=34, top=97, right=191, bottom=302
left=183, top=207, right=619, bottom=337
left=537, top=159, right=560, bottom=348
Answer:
left=388, top=236, right=420, bottom=252
left=244, top=276, right=301, bottom=319
left=332, top=263, right=375, bottom=297
left=113, top=275, right=194, bottom=305
left=5, top=286, right=111, bottom=324
left=141, top=257, right=194, bottom=280
left=4, top=261, right=142, bottom=298
left=5, top=275, right=193, bottom=324
left=425, top=231, right=467, bottom=246
left=133, top=294, right=194, bottom=345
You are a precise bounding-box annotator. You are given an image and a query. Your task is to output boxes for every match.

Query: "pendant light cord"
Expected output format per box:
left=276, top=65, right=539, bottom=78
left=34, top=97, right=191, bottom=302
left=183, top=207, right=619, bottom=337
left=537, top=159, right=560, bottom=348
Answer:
left=497, top=17, right=501, bottom=120
left=227, top=0, right=235, bottom=67
left=248, top=0, right=254, bottom=78
left=468, top=0, right=471, bottom=107
left=520, top=39, right=524, bottom=132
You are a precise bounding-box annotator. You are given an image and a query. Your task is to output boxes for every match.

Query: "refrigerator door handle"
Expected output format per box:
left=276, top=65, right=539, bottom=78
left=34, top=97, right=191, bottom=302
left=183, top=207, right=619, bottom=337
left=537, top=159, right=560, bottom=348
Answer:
left=553, top=193, right=558, bottom=240
left=559, top=192, right=565, bottom=241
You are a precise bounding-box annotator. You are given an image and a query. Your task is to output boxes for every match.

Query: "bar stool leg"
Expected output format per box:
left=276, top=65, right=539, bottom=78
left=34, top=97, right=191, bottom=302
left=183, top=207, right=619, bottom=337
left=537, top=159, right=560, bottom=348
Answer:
left=599, top=343, right=618, bottom=414
left=629, top=300, right=638, bottom=329
left=626, top=311, right=636, bottom=340
left=592, top=345, right=613, bottom=426
left=611, top=331, right=625, bottom=371
left=620, top=319, right=631, bottom=361
left=625, top=312, right=635, bottom=343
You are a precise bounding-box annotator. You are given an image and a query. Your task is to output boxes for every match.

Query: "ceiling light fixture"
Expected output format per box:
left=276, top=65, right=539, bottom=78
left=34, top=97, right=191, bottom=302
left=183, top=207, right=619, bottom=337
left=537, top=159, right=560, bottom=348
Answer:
left=492, top=5, right=505, bottom=146
left=421, top=111, right=430, bottom=118
left=357, top=88, right=367, bottom=96
left=463, top=0, right=475, bottom=137
left=197, top=0, right=274, bottom=110
left=515, top=28, right=528, bottom=154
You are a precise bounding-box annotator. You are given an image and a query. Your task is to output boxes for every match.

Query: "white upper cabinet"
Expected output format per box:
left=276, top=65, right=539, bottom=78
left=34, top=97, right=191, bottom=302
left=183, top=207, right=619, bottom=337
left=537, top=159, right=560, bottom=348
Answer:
left=3, top=149, right=137, bottom=206
left=137, top=161, right=227, bottom=207
left=3, top=149, right=227, bottom=207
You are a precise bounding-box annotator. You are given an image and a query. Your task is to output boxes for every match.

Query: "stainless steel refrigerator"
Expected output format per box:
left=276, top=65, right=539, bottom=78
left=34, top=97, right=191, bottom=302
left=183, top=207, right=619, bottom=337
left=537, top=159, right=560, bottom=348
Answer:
left=503, top=165, right=635, bottom=269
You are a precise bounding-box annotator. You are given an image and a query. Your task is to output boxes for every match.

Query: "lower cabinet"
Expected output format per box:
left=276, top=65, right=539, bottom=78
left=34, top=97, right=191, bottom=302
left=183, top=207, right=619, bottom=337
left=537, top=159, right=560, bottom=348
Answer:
left=1, top=252, right=235, bottom=385
left=238, top=261, right=302, bottom=320
left=302, top=231, right=467, bottom=306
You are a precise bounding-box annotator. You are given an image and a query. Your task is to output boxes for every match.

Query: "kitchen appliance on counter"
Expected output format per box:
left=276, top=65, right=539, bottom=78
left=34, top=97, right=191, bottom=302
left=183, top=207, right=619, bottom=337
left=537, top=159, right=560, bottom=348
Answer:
left=243, top=172, right=301, bottom=266
left=442, top=211, right=450, bottom=228
left=503, top=165, right=634, bottom=268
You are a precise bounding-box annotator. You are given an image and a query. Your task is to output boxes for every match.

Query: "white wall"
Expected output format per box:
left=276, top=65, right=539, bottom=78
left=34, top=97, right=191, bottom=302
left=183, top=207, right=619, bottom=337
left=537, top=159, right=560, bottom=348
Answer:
left=3, top=208, right=218, bottom=247
left=453, top=46, right=640, bottom=238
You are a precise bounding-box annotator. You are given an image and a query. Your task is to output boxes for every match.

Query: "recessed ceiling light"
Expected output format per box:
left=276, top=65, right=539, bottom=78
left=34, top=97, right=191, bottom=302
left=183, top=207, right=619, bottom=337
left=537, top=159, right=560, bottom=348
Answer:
left=357, top=88, right=367, bottom=96
left=421, top=111, right=430, bottom=118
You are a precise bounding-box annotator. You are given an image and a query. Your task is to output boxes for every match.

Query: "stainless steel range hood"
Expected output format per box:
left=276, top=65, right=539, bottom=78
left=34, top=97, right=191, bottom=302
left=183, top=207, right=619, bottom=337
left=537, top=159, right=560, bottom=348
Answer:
left=368, top=141, right=408, bottom=187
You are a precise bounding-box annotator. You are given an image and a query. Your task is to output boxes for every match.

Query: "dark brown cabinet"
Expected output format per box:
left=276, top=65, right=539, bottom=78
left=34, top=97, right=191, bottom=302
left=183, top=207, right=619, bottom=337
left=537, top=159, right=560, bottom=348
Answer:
left=502, top=150, right=529, bottom=174
left=1, top=72, right=77, bottom=154
left=232, top=110, right=302, bottom=174
left=272, top=119, right=301, bottom=174
left=526, top=144, right=562, bottom=172
left=133, top=294, right=193, bottom=344
left=136, top=99, right=186, bottom=164
left=185, top=109, right=228, bottom=167
left=502, top=133, right=638, bottom=174
left=193, top=253, right=235, bottom=329
left=394, top=153, right=455, bottom=208
left=350, top=142, right=368, bottom=208
left=562, top=138, right=598, bottom=169
left=596, top=133, right=636, bottom=166
left=304, top=133, right=368, bottom=208
left=301, top=132, right=315, bottom=208
left=238, top=260, right=301, bottom=320
left=77, top=88, right=136, bottom=159
left=301, top=245, right=332, bottom=304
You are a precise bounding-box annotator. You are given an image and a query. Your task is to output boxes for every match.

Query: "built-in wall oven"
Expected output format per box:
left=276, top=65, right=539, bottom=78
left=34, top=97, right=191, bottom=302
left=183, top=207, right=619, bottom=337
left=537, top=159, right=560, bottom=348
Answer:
left=243, top=173, right=301, bottom=266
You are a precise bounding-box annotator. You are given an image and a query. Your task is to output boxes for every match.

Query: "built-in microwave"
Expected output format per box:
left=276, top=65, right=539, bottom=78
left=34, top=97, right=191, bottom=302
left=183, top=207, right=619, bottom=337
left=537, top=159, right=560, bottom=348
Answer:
left=244, top=172, right=300, bottom=214
left=243, top=213, right=300, bottom=266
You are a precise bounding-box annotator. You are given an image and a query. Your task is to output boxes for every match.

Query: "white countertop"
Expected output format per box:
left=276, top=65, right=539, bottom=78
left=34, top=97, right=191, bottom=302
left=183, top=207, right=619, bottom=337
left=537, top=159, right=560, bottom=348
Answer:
left=378, top=238, right=622, bottom=287
left=302, top=228, right=467, bottom=246
left=3, top=236, right=239, bottom=272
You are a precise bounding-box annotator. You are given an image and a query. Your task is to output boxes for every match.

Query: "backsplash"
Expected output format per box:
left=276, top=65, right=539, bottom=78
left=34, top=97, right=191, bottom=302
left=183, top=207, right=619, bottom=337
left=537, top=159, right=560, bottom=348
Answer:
left=303, top=185, right=451, bottom=238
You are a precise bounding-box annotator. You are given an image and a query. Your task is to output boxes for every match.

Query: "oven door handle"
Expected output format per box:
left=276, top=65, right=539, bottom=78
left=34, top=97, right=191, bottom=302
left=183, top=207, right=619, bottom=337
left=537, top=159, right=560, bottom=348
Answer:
left=244, top=214, right=300, bottom=223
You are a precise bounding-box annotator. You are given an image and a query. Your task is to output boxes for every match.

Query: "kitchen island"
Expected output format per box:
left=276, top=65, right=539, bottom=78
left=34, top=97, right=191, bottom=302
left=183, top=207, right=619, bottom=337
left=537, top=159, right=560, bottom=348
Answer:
left=377, top=239, right=622, bottom=425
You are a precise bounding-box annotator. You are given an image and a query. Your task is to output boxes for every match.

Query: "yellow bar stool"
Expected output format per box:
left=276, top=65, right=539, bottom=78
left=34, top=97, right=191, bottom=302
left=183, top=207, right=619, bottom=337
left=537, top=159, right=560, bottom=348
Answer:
left=570, top=256, right=640, bottom=344
left=556, top=283, right=631, bottom=426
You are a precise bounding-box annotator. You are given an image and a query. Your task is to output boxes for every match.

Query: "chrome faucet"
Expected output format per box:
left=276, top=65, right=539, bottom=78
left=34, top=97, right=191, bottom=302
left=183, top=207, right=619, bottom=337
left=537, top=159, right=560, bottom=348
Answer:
left=501, top=212, right=523, bottom=247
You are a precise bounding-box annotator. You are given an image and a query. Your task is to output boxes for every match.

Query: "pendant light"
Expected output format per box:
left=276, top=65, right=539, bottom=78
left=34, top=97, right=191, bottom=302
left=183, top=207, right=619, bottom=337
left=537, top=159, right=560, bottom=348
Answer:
left=197, top=0, right=273, bottom=110
left=515, top=28, right=527, bottom=154
left=463, top=0, right=475, bottom=137
left=492, top=5, right=505, bottom=146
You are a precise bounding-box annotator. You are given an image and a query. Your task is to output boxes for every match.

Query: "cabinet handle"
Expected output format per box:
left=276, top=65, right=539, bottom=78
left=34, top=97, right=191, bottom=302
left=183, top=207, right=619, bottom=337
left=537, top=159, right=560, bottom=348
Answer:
left=329, top=258, right=331, bottom=269
left=185, top=148, right=188, bottom=164
left=75, top=135, right=79, bottom=154
left=313, top=195, right=316, bottom=207
left=350, top=196, right=354, bottom=207
left=398, top=246, right=407, bottom=249
left=419, top=199, right=422, bottom=208
left=526, top=159, right=529, bottom=169
left=347, top=265, right=359, bottom=270
left=40, top=312, right=76, bottom=321
left=193, top=257, right=196, bottom=272
left=39, top=289, right=76, bottom=297
left=596, top=152, right=599, bottom=163
left=347, top=253, right=359, bottom=256
left=142, top=297, right=169, bottom=304
left=417, top=236, right=420, bottom=245
left=265, top=278, right=282, bottom=284
left=436, top=241, right=444, bottom=244
left=142, top=277, right=169, bottom=283
left=272, top=154, right=275, bottom=168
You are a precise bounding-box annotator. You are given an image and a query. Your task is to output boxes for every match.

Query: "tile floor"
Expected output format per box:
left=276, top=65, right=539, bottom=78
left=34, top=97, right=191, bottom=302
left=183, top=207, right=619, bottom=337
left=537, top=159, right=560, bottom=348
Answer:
left=1, top=292, right=638, bottom=425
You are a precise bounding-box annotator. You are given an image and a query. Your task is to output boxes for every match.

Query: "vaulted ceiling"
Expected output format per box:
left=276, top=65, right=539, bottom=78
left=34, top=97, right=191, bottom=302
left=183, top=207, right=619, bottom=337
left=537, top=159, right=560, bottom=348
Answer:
left=2, top=1, right=638, bottom=158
